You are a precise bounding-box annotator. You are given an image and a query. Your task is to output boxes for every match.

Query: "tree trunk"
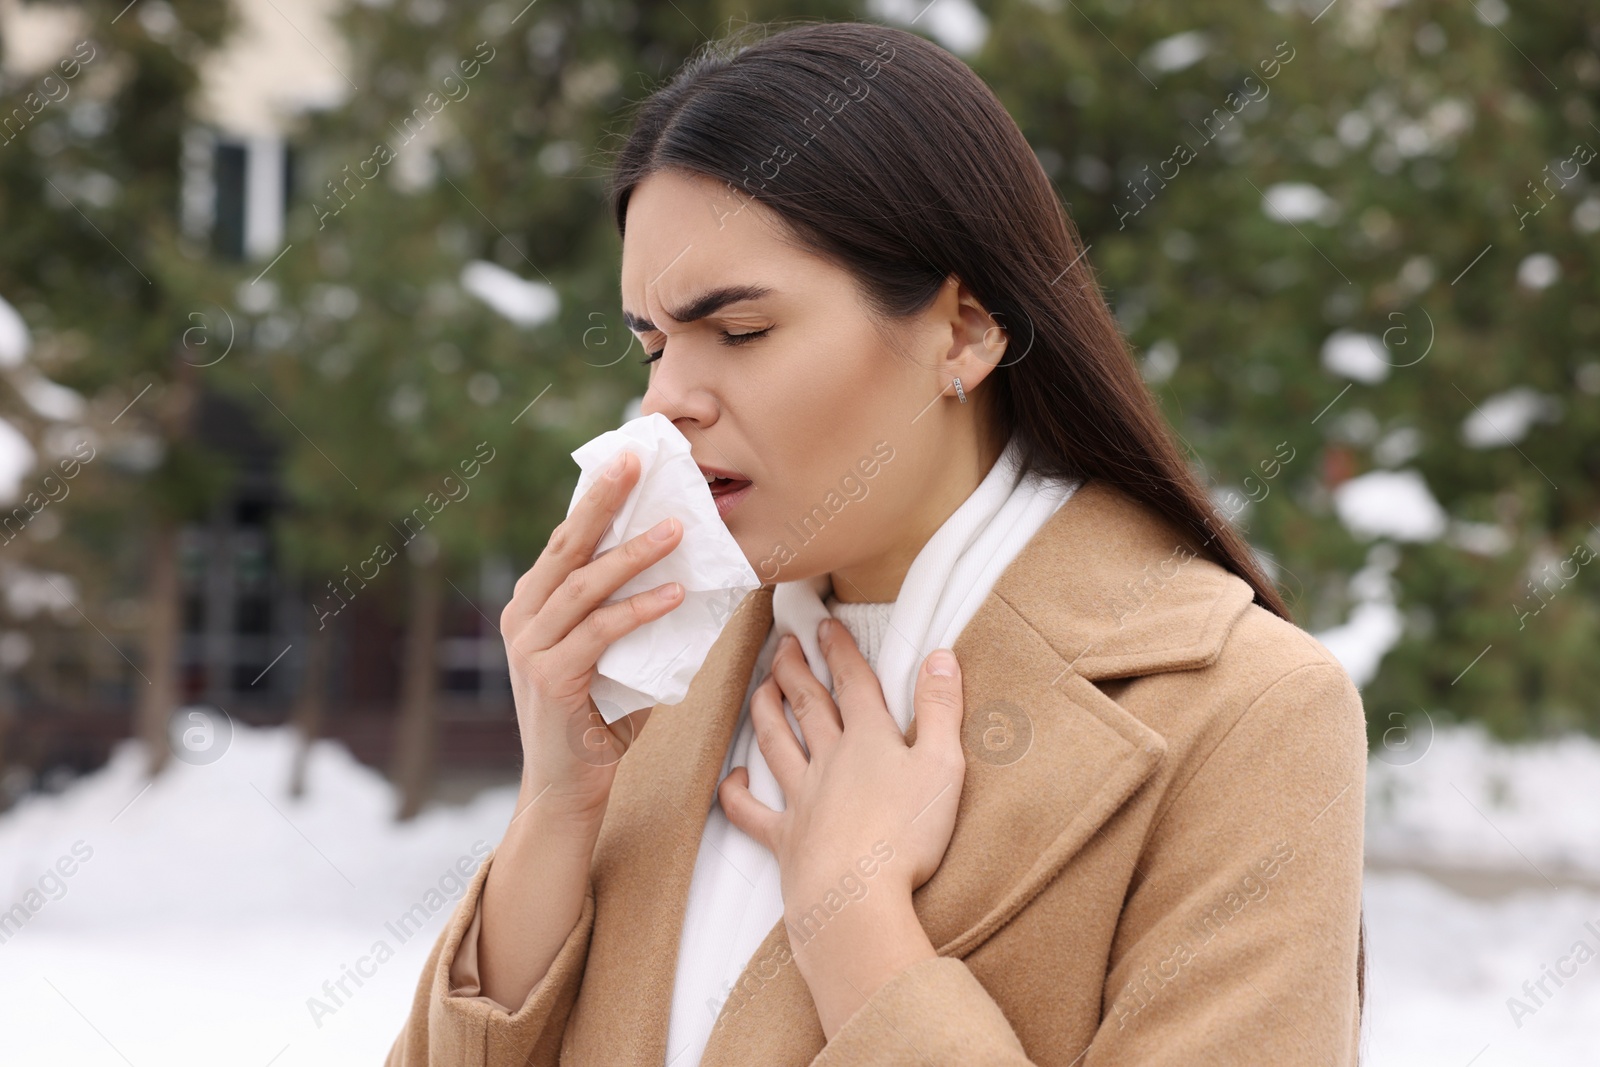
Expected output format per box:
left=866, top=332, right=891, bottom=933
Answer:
left=0, top=672, right=15, bottom=815
left=138, top=355, right=201, bottom=779
left=288, top=615, right=333, bottom=799
left=390, top=550, right=444, bottom=821
left=136, top=519, right=182, bottom=778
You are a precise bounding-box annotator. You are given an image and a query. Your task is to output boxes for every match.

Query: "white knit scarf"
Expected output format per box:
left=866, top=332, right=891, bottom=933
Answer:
left=664, top=431, right=1081, bottom=1067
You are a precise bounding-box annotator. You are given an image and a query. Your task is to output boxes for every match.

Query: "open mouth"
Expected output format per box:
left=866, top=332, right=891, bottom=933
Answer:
left=707, top=477, right=752, bottom=498
left=706, top=477, right=753, bottom=518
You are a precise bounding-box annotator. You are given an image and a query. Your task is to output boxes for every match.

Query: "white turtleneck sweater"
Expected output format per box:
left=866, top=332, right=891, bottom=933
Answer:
left=821, top=595, right=897, bottom=670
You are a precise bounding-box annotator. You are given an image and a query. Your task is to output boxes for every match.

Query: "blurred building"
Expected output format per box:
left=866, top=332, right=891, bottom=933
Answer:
left=0, top=0, right=521, bottom=793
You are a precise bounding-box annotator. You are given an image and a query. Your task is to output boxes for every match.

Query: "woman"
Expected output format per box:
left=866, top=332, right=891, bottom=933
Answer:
left=388, top=20, right=1367, bottom=1067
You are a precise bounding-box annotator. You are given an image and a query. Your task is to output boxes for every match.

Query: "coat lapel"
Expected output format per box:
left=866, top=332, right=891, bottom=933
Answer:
left=697, top=597, right=1176, bottom=1067
left=566, top=581, right=775, bottom=1065
left=569, top=478, right=1259, bottom=1067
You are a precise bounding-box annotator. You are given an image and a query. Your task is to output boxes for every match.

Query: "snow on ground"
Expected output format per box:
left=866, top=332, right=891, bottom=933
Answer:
left=1362, top=721, right=1600, bottom=1065
left=0, top=726, right=520, bottom=1066
left=1367, top=720, right=1600, bottom=877
left=1, top=719, right=1597, bottom=1065
left=1362, top=873, right=1600, bottom=1066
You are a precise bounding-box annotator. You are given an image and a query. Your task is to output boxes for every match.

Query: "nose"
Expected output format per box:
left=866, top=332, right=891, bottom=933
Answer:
left=638, top=350, right=718, bottom=431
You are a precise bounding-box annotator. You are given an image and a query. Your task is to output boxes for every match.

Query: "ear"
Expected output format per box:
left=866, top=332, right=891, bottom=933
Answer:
left=935, top=274, right=1009, bottom=394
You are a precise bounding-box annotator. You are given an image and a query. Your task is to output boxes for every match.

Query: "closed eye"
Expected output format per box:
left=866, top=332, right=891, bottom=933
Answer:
left=639, top=327, right=772, bottom=365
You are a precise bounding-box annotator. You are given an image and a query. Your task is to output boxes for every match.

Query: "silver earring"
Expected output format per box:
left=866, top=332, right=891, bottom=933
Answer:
left=952, top=377, right=968, bottom=404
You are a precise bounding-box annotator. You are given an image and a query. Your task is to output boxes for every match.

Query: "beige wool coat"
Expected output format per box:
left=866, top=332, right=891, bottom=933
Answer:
left=385, top=477, right=1368, bottom=1066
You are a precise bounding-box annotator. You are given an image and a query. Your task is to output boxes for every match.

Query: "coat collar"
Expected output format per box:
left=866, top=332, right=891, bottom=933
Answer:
left=567, top=477, right=1259, bottom=1064
left=986, top=476, right=1259, bottom=683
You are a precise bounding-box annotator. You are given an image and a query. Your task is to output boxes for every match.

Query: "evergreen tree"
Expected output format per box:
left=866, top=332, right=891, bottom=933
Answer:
left=976, top=0, right=1599, bottom=742
left=0, top=0, right=238, bottom=780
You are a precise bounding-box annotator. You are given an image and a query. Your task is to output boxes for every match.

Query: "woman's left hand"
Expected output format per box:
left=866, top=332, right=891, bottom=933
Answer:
left=717, top=616, right=966, bottom=998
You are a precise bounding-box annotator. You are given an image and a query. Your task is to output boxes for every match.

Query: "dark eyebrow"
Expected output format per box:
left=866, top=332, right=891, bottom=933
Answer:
left=621, top=284, right=774, bottom=333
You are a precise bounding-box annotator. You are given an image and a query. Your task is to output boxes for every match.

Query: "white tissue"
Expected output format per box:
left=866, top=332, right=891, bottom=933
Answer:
left=565, top=412, right=762, bottom=724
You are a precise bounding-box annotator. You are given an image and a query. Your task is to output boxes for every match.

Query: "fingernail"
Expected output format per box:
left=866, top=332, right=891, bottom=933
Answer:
left=649, top=517, right=675, bottom=540
left=927, top=650, right=956, bottom=677
left=818, top=618, right=834, bottom=641
left=607, top=452, right=628, bottom=478
left=658, top=581, right=680, bottom=599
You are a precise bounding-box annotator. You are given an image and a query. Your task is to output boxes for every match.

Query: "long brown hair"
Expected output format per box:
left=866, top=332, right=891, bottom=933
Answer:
left=604, top=18, right=1365, bottom=1027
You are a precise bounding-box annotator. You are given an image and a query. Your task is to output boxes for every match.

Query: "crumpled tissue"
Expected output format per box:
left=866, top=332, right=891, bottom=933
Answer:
left=565, top=412, right=761, bottom=724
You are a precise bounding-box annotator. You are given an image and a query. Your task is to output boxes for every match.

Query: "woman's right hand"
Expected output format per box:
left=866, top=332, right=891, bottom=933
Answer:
left=500, top=448, right=684, bottom=822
